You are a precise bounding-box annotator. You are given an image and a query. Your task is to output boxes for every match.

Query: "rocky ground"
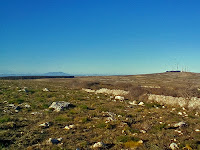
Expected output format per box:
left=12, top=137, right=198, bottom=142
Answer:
left=0, top=72, right=200, bottom=150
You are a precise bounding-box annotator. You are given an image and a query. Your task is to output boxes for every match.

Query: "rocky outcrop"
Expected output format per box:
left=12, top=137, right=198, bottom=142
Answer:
left=148, top=94, right=200, bottom=110
left=49, top=101, right=71, bottom=112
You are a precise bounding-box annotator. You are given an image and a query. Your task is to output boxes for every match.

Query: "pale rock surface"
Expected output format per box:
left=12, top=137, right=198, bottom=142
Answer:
left=49, top=101, right=71, bottom=112
left=91, top=142, right=106, bottom=149
left=173, top=121, right=187, bottom=128
left=129, top=100, right=137, bottom=105
left=169, top=143, right=179, bottom=150
left=115, top=96, right=124, bottom=101
left=43, top=88, right=49, bottom=92
left=39, top=122, right=50, bottom=128
left=64, top=124, right=75, bottom=130
left=138, top=102, right=144, bottom=106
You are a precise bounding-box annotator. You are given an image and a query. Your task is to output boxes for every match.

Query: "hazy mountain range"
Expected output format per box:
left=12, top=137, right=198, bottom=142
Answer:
left=0, top=72, right=71, bottom=77
left=0, top=71, right=129, bottom=77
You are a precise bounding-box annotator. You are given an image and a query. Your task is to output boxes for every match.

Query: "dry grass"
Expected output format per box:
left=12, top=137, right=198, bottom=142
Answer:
left=1, top=72, right=200, bottom=149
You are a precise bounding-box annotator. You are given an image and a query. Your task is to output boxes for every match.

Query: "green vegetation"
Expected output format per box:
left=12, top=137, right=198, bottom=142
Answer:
left=116, top=136, right=139, bottom=143
left=0, top=116, right=11, bottom=123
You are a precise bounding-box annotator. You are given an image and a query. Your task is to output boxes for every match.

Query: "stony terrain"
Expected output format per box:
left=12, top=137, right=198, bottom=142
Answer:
left=0, top=72, right=200, bottom=150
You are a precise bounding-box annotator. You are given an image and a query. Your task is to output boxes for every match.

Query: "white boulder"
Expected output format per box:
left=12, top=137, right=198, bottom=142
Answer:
left=91, top=142, right=106, bottom=149
left=169, top=143, right=179, bottom=150
left=49, top=101, right=71, bottom=112
left=43, top=88, right=49, bottom=92
left=64, top=124, right=75, bottom=130
left=39, top=122, right=50, bottom=128
left=129, top=100, right=137, bottom=105
left=173, top=121, right=187, bottom=128
left=138, top=102, right=144, bottom=106
left=115, top=96, right=124, bottom=101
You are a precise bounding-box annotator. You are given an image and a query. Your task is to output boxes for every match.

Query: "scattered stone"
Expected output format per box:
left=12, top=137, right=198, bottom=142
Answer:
left=173, top=122, right=187, bottom=128
left=175, top=130, right=183, bottom=135
left=122, top=129, right=125, bottom=134
left=169, top=143, right=179, bottom=150
left=195, top=112, right=199, bottom=116
left=82, top=88, right=95, bottom=93
left=24, top=104, right=31, bottom=108
left=195, top=129, right=200, bottom=132
left=115, top=96, right=125, bottom=101
left=49, top=101, right=71, bottom=112
left=64, top=124, right=75, bottom=130
left=48, top=138, right=62, bottom=144
left=140, top=130, right=147, bottom=133
left=31, top=112, right=42, bottom=115
left=39, top=122, right=50, bottom=128
left=129, top=100, right=137, bottom=105
left=3, top=110, right=10, bottom=113
left=138, top=102, right=144, bottom=106
left=14, top=106, right=21, bottom=112
left=8, top=104, right=15, bottom=108
left=119, top=122, right=128, bottom=128
left=91, top=142, right=106, bottom=149
left=19, top=87, right=28, bottom=92
left=43, top=88, right=49, bottom=92
left=178, top=112, right=183, bottom=115
left=105, top=117, right=114, bottom=123
left=103, top=112, right=116, bottom=123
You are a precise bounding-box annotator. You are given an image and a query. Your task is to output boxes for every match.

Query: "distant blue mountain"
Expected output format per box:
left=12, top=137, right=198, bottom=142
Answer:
left=0, top=72, right=71, bottom=77
left=43, top=72, right=70, bottom=76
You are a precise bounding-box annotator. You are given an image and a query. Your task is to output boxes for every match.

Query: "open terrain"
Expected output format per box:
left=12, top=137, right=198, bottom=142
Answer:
left=0, top=72, right=200, bottom=150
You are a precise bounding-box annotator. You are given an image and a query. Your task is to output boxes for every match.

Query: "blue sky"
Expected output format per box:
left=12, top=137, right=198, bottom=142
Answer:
left=1, top=0, right=200, bottom=75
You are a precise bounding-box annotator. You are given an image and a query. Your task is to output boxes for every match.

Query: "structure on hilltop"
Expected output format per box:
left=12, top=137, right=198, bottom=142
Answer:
left=166, top=70, right=181, bottom=72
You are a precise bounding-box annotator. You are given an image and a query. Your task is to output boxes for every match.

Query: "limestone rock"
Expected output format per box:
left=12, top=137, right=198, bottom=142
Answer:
left=115, top=96, right=124, bottom=101
left=39, top=122, right=50, bottom=128
left=129, top=100, right=137, bottom=105
left=31, top=112, right=42, bottom=115
left=195, top=129, right=200, bottom=132
left=91, top=142, right=106, bottom=149
left=138, top=102, right=144, bottom=106
left=49, top=101, right=71, bottom=112
left=173, top=121, right=187, bottom=128
left=169, top=143, right=179, bottom=150
left=48, top=137, right=62, bottom=144
left=8, top=104, right=15, bottom=108
left=64, top=124, right=75, bottom=130
left=43, top=88, right=49, bottom=92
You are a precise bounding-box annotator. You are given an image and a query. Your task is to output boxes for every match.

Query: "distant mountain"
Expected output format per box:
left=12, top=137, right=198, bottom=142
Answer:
left=0, top=72, right=71, bottom=77
left=0, top=73, right=32, bottom=77
left=43, top=72, right=70, bottom=76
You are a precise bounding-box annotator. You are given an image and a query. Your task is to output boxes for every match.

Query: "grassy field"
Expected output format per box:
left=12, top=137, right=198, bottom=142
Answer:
left=0, top=72, right=200, bottom=150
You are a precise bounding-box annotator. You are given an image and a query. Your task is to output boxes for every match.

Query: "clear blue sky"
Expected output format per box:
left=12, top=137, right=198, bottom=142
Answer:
left=1, top=0, right=200, bottom=75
